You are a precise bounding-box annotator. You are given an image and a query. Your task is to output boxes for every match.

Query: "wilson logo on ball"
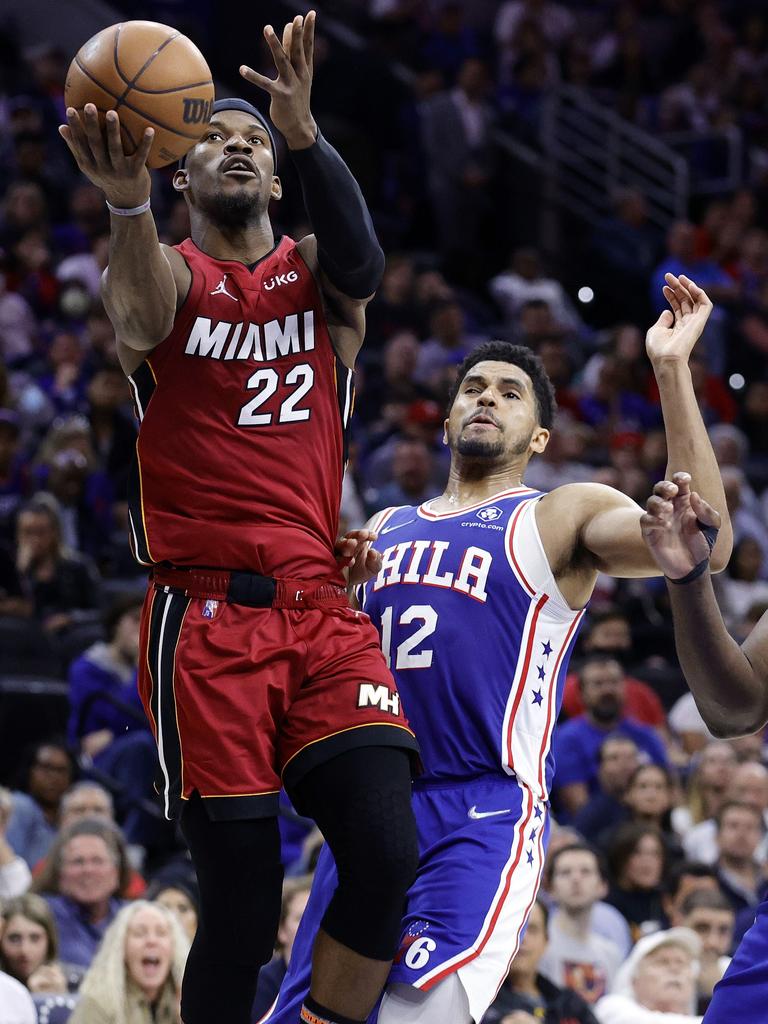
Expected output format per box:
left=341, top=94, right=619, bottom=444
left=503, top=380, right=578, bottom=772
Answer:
left=182, top=98, right=213, bottom=124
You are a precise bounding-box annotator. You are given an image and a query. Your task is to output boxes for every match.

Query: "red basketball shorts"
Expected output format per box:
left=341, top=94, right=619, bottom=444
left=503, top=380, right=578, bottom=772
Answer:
left=137, top=583, right=419, bottom=821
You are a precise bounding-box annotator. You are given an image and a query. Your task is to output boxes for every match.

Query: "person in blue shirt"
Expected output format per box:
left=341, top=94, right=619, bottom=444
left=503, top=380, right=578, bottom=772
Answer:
left=552, top=653, right=668, bottom=823
left=67, top=595, right=158, bottom=848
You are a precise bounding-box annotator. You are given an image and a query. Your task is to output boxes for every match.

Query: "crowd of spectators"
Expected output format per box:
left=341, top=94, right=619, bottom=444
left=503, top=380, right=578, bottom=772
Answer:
left=1, top=0, right=768, bottom=1022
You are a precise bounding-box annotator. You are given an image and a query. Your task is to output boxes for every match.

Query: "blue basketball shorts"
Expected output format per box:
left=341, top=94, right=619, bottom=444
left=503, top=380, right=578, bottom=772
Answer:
left=257, top=774, right=550, bottom=1024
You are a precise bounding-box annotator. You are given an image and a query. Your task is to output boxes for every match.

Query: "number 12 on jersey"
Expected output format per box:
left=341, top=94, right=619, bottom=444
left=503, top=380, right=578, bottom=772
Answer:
left=380, top=605, right=438, bottom=670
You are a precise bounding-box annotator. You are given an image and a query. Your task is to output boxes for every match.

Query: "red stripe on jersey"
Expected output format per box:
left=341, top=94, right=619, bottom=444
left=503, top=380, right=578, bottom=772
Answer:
left=505, top=594, right=549, bottom=767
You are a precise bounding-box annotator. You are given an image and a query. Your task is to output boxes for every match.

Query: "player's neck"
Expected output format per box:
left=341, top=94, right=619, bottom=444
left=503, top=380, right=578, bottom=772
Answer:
left=436, top=462, right=526, bottom=510
left=191, top=213, right=275, bottom=265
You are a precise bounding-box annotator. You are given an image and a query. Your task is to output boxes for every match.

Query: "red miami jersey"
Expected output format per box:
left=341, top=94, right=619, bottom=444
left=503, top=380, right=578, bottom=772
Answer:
left=126, top=236, right=353, bottom=582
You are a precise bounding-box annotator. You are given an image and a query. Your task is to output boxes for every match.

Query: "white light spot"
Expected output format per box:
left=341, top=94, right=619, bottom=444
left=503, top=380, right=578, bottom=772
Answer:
left=577, top=286, right=594, bottom=303
left=729, top=373, right=745, bottom=390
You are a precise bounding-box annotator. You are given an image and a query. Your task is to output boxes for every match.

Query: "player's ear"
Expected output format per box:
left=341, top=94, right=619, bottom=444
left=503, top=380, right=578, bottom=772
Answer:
left=442, top=417, right=449, bottom=445
left=271, top=175, right=282, bottom=201
left=530, top=426, right=549, bottom=455
left=173, top=169, right=190, bottom=193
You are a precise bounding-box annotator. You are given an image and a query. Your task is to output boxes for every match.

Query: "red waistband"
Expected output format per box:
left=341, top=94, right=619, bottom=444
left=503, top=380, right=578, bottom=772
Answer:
left=150, top=566, right=349, bottom=610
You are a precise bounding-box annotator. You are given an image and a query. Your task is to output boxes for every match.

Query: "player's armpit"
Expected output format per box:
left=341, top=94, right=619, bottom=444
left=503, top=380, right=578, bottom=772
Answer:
left=296, top=233, right=367, bottom=369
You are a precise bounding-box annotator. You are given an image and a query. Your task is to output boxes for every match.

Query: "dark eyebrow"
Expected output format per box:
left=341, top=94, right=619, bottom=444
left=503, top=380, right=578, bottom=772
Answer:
left=463, top=373, right=528, bottom=391
left=208, top=120, right=268, bottom=136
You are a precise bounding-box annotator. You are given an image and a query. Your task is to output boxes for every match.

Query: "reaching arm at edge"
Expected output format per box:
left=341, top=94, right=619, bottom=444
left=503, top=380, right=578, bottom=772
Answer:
left=666, top=572, right=768, bottom=737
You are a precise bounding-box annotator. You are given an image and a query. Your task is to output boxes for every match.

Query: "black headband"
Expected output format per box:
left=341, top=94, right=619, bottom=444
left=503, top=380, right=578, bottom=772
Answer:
left=178, top=98, right=277, bottom=169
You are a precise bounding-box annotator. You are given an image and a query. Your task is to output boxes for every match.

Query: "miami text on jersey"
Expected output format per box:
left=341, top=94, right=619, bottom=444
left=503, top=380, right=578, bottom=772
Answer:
left=184, top=310, right=316, bottom=362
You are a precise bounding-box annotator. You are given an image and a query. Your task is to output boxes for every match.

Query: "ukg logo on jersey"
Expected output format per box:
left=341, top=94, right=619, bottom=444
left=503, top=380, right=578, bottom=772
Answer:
left=264, top=270, right=299, bottom=290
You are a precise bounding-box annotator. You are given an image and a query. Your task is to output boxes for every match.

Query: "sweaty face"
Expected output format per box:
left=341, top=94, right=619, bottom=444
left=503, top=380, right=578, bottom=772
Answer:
left=446, top=361, right=546, bottom=465
left=177, top=110, right=279, bottom=227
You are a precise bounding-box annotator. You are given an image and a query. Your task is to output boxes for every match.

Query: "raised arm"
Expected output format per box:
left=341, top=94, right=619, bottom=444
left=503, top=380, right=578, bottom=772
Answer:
left=240, top=12, right=384, bottom=368
left=641, top=472, right=768, bottom=737
left=59, top=105, right=190, bottom=372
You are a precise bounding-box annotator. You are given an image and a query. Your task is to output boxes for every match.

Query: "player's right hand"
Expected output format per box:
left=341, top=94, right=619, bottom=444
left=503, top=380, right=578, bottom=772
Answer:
left=59, top=103, right=153, bottom=208
left=640, top=471, right=721, bottom=580
left=335, top=529, right=382, bottom=585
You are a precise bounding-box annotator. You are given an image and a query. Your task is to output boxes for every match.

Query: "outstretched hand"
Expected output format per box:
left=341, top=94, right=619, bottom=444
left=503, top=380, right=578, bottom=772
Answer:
left=240, top=11, right=317, bottom=149
left=646, top=273, right=713, bottom=365
left=335, top=529, right=382, bottom=586
left=640, top=471, right=721, bottom=580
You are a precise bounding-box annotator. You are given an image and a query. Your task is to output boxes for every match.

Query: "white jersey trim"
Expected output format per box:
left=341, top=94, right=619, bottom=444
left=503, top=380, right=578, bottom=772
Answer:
left=417, top=486, right=537, bottom=521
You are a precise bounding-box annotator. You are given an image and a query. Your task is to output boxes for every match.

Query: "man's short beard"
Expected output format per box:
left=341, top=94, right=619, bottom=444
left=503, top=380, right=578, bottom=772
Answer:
left=455, top=433, right=529, bottom=460
left=198, top=189, right=264, bottom=228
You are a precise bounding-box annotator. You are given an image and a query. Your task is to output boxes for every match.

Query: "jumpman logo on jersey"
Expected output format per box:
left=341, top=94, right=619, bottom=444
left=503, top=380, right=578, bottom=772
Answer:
left=210, top=274, right=239, bottom=302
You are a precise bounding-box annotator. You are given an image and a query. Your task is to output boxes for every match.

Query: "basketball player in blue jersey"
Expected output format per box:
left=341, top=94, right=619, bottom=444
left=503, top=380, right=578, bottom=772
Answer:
left=640, top=472, right=768, bottom=1021
left=262, top=273, right=731, bottom=1024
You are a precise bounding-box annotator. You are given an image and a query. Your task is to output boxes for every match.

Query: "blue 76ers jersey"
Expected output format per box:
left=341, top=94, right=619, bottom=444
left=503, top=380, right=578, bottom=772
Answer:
left=361, top=487, right=586, bottom=801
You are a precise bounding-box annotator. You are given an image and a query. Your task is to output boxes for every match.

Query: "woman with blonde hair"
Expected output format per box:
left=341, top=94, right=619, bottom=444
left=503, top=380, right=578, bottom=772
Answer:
left=70, top=900, right=189, bottom=1024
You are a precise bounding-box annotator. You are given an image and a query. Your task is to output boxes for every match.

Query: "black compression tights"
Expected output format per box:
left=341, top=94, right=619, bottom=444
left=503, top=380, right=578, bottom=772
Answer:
left=179, top=795, right=283, bottom=1024
left=179, top=746, right=417, bottom=1024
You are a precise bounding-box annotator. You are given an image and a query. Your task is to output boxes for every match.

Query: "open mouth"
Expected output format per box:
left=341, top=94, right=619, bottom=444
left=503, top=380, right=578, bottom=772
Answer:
left=467, top=414, right=500, bottom=428
left=221, top=156, right=257, bottom=178
left=141, top=956, right=162, bottom=969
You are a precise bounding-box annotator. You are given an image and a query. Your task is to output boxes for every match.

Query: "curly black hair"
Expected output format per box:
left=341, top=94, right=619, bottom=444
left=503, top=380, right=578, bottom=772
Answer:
left=446, top=341, right=557, bottom=429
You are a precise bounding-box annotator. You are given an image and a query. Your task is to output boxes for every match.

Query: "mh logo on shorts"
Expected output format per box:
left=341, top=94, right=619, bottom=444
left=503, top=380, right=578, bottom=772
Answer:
left=357, top=683, right=400, bottom=715
left=477, top=505, right=503, bottom=521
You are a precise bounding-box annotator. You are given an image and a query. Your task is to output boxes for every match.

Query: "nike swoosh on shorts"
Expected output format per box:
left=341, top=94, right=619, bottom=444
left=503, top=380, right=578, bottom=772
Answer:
left=467, top=805, right=511, bottom=820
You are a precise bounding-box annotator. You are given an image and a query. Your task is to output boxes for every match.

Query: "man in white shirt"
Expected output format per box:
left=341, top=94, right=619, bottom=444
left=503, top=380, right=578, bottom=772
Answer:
left=539, top=843, right=624, bottom=1004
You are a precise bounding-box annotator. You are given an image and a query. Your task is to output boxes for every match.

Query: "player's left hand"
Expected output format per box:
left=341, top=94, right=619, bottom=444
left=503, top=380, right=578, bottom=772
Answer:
left=645, top=273, right=713, bottom=365
left=239, top=11, right=317, bottom=150
left=335, top=529, right=382, bottom=585
left=640, top=471, right=720, bottom=580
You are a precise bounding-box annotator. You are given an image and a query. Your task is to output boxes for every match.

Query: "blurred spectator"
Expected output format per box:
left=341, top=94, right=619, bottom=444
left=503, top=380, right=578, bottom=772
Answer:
left=37, top=331, right=86, bottom=416
left=69, top=900, right=189, bottom=1024
left=598, top=764, right=680, bottom=860
left=573, top=736, right=641, bottom=839
left=651, top=221, right=737, bottom=312
left=539, top=844, right=623, bottom=1004
left=483, top=898, right=599, bottom=1024
left=0, top=410, right=30, bottom=548
left=667, top=692, right=714, bottom=756
left=374, top=438, right=434, bottom=508
left=146, top=867, right=199, bottom=944
left=86, top=365, right=135, bottom=502
left=712, top=801, right=764, bottom=916
left=678, top=889, right=734, bottom=1012
left=717, top=537, right=768, bottom=622
left=0, top=893, right=75, bottom=996
left=67, top=595, right=158, bottom=847
left=33, top=819, right=129, bottom=968
left=552, top=655, right=668, bottom=819
left=605, top=822, right=667, bottom=938
left=420, top=58, right=497, bottom=284
left=414, top=299, right=486, bottom=388
left=682, top=761, right=768, bottom=865
left=595, top=928, right=702, bottom=1023
left=589, top=189, right=659, bottom=323
left=661, top=861, right=721, bottom=930
left=671, top=742, right=737, bottom=841
left=6, top=740, right=75, bottom=867
left=490, top=247, right=582, bottom=332
left=0, top=787, right=31, bottom=899
left=251, top=876, right=312, bottom=1020
left=13, top=493, right=100, bottom=634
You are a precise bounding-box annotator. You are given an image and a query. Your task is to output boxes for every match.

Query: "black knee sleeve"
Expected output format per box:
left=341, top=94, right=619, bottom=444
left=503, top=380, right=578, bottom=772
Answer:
left=179, top=795, right=283, bottom=1024
left=291, top=746, right=418, bottom=961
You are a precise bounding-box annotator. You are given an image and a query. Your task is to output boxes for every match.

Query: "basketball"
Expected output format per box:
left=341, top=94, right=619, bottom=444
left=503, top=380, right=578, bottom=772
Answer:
left=64, top=21, right=215, bottom=169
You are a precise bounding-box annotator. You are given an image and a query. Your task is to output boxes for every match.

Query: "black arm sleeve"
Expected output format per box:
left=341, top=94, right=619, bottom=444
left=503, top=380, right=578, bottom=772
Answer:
left=290, top=131, right=385, bottom=299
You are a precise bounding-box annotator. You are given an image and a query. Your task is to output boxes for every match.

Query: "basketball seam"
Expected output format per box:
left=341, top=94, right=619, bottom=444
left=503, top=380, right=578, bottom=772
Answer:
left=73, top=57, right=205, bottom=141
left=113, top=22, right=180, bottom=97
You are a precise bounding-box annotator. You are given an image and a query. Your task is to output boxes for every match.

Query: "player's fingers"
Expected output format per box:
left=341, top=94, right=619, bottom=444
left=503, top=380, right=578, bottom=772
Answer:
left=652, top=479, right=678, bottom=500
left=104, top=110, right=125, bottom=167
left=678, top=274, right=712, bottom=311
left=668, top=272, right=694, bottom=315
left=651, top=308, right=674, bottom=333
left=289, top=15, right=304, bottom=70
left=264, top=24, right=293, bottom=77
left=82, top=103, right=109, bottom=166
left=646, top=495, right=673, bottom=518
left=304, top=10, right=315, bottom=73
left=366, top=548, right=383, bottom=573
left=663, top=280, right=682, bottom=319
left=239, top=65, right=277, bottom=93
left=133, top=125, right=155, bottom=167
left=640, top=512, right=664, bottom=531
left=670, top=472, right=692, bottom=501
left=62, top=108, right=95, bottom=167
left=689, top=491, right=722, bottom=528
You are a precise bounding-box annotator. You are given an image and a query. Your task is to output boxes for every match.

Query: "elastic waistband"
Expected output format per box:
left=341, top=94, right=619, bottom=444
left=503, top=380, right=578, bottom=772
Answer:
left=150, top=565, right=349, bottom=610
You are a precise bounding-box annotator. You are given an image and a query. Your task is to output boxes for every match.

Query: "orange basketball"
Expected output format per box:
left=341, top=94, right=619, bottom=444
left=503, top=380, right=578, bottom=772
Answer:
left=65, top=21, right=215, bottom=169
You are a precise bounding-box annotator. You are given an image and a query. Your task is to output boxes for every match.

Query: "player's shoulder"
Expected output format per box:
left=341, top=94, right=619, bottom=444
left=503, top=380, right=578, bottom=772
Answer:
left=370, top=504, right=415, bottom=534
left=540, top=481, right=638, bottom=520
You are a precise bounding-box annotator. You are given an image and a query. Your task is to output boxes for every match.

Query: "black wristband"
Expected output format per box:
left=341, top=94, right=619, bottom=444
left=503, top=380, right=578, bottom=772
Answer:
left=665, top=517, right=719, bottom=585
left=666, top=559, right=711, bottom=585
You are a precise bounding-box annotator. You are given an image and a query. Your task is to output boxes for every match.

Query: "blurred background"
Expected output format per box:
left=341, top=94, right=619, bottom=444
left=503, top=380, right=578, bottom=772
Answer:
left=1, top=1, right=768, bottom=1020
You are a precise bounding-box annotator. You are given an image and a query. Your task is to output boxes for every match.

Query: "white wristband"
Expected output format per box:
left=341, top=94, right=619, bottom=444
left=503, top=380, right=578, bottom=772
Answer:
left=106, top=197, right=151, bottom=217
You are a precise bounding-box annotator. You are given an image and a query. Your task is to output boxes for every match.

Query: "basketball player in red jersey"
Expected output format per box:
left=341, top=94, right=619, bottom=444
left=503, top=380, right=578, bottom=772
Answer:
left=58, top=12, right=420, bottom=1024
